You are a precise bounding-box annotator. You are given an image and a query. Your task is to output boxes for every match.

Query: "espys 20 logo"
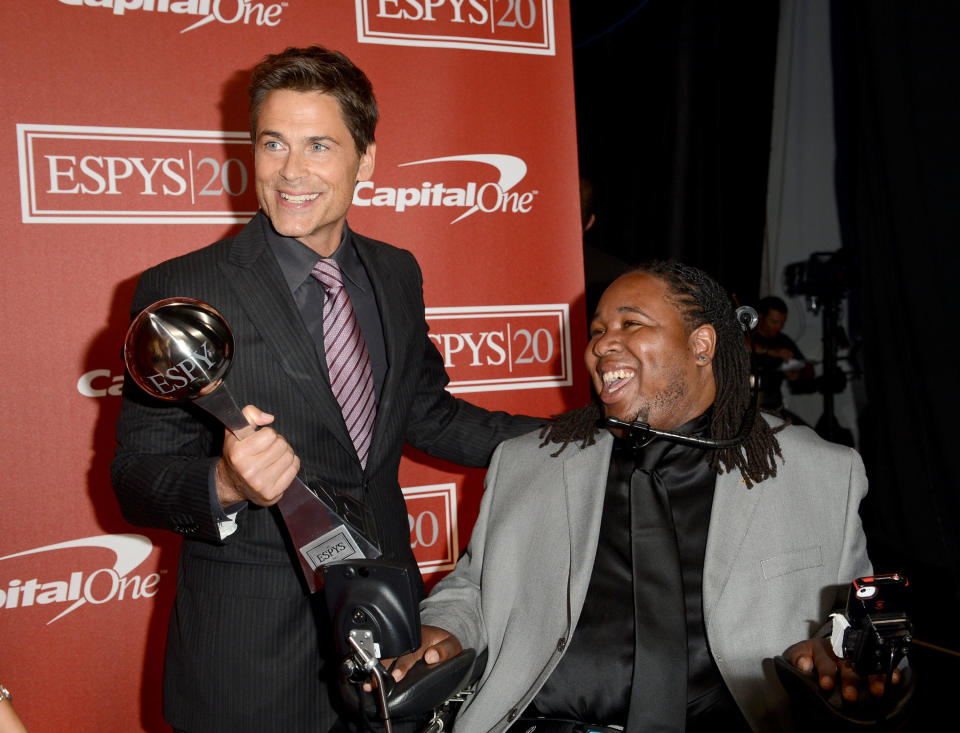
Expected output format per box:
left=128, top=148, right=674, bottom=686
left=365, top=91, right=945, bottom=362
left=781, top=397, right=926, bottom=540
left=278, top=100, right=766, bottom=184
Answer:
left=57, top=0, right=287, bottom=33
left=404, top=484, right=459, bottom=574
left=425, top=304, right=572, bottom=393
left=17, top=124, right=257, bottom=224
left=356, top=0, right=556, bottom=55
left=0, top=535, right=160, bottom=624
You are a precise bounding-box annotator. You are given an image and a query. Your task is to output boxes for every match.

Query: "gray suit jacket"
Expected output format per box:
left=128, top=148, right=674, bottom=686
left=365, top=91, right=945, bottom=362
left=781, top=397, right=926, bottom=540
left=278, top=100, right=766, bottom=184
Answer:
left=111, top=213, right=541, bottom=733
left=421, top=419, right=872, bottom=732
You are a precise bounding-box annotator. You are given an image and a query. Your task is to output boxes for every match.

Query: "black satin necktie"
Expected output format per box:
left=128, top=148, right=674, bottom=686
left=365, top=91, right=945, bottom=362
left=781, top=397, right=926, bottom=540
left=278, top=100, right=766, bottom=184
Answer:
left=627, top=440, right=687, bottom=732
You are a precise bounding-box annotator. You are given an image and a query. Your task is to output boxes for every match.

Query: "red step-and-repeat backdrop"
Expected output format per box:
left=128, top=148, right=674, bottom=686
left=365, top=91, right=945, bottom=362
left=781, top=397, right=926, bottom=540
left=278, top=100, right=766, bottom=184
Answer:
left=0, top=1, right=587, bottom=730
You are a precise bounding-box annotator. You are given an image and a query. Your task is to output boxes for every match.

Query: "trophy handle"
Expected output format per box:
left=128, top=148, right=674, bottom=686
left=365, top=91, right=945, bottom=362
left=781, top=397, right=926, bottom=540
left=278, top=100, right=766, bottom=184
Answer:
left=195, top=386, right=253, bottom=437
left=193, top=385, right=382, bottom=593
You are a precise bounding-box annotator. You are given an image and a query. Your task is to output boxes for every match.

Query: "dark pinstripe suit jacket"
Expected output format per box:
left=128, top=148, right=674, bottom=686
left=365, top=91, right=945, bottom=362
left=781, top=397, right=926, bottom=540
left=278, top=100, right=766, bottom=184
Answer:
left=111, top=213, right=541, bottom=733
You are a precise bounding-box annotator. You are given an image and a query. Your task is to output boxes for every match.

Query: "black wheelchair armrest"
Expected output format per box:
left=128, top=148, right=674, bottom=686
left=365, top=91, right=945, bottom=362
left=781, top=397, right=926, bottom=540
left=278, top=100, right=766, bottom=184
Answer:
left=387, top=647, right=479, bottom=717
left=340, top=647, right=487, bottom=721
left=772, top=654, right=914, bottom=729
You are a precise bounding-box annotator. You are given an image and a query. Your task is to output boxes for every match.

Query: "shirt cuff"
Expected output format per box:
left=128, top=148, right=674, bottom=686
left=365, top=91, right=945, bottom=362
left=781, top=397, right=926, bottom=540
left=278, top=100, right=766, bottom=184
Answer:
left=208, top=460, right=247, bottom=540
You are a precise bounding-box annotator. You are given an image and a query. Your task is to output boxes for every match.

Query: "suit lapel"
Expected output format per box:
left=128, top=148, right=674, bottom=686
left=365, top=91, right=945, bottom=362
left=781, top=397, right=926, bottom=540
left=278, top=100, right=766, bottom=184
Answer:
left=561, top=433, right=614, bottom=617
left=218, top=214, right=354, bottom=457
left=702, top=468, right=765, bottom=623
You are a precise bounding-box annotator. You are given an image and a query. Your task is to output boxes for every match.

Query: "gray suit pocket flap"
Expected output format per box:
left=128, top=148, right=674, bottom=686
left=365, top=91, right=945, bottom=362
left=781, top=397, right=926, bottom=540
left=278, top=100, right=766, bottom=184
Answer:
left=760, top=545, right=823, bottom=579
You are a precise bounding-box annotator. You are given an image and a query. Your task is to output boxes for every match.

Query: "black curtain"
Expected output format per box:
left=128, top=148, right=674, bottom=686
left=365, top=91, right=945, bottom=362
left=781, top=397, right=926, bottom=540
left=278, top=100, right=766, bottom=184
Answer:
left=572, top=0, right=960, bottom=665
left=572, top=0, right=779, bottom=314
left=832, top=1, right=960, bottom=651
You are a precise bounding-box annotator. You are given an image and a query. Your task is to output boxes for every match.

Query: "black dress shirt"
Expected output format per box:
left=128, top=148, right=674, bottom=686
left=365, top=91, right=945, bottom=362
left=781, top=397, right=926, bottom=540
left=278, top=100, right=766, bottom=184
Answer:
left=526, top=414, right=749, bottom=730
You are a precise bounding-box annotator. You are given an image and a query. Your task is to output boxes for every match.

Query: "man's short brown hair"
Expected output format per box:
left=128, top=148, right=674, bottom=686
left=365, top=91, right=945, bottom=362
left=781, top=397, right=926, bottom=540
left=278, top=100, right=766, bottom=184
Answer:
left=248, top=45, right=378, bottom=155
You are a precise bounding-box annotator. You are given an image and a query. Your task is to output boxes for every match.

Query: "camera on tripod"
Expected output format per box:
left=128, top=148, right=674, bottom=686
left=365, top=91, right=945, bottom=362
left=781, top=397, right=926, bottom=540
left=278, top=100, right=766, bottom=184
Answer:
left=783, top=250, right=849, bottom=307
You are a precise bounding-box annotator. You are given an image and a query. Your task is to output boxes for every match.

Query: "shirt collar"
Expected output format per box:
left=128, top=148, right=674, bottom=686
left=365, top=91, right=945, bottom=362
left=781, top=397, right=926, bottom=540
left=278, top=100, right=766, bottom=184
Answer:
left=615, top=409, right=712, bottom=470
left=265, top=219, right=367, bottom=294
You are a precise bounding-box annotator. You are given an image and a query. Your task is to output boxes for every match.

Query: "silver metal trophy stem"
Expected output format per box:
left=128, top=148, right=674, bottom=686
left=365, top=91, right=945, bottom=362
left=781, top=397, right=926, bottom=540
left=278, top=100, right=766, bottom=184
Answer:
left=123, top=298, right=381, bottom=593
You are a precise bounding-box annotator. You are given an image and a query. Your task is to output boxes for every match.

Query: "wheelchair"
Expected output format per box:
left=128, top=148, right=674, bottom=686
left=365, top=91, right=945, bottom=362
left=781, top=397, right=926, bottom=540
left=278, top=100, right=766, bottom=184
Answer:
left=324, top=561, right=917, bottom=732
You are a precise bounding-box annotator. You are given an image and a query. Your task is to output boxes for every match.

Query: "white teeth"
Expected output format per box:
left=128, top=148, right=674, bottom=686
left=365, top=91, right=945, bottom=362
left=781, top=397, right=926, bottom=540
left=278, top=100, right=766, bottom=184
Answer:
left=602, top=369, right=632, bottom=383
left=280, top=192, right=319, bottom=203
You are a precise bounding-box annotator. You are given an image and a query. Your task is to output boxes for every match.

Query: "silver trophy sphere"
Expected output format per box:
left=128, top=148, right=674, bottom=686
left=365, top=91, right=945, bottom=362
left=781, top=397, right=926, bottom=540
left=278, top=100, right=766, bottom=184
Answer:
left=124, top=297, right=235, bottom=403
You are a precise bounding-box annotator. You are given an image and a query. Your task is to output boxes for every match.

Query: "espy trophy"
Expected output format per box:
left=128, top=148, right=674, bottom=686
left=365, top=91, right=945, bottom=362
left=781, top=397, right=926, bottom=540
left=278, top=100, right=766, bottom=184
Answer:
left=123, top=297, right=381, bottom=593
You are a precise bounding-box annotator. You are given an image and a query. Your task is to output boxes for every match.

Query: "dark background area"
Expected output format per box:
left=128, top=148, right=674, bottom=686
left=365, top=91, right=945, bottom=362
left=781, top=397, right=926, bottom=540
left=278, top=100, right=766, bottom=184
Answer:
left=572, top=0, right=778, bottom=311
left=570, top=0, right=960, bottom=724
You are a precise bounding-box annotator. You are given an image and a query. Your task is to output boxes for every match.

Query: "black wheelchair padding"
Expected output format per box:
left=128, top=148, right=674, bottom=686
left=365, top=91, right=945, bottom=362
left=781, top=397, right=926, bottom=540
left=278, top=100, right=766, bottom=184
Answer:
left=323, top=559, right=422, bottom=659
left=773, top=655, right=914, bottom=730
left=340, top=647, right=482, bottom=720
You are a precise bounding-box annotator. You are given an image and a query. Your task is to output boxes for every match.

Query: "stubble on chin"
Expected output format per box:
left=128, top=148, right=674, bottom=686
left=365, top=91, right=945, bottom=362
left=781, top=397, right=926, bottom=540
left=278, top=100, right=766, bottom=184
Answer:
left=629, top=375, right=687, bottom=428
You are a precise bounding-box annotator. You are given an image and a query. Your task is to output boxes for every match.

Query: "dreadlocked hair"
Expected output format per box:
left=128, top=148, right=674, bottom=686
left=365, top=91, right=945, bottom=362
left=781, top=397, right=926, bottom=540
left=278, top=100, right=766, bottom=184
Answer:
left=540, top=260, right=784, bottom=487
left=538, top=403, right=604, bottom=457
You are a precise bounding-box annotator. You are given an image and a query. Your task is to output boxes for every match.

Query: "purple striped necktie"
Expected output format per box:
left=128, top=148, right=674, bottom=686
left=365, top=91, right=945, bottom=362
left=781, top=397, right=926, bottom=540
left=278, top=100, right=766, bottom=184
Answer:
left=311, top=259, right=376, bottom=468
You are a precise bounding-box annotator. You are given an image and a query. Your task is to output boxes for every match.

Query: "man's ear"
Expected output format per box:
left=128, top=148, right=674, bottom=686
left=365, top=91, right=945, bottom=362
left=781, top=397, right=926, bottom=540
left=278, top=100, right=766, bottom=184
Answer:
left=357, top=141, right=376, bottom=181
left=690, top=324, right=717, bottom=365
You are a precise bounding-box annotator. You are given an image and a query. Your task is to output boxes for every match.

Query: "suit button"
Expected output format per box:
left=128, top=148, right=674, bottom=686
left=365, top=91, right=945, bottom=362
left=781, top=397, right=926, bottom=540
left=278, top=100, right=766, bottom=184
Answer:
left=508, top=707, right=518, bottom=721
left=557, top=637, right=567, bottom=652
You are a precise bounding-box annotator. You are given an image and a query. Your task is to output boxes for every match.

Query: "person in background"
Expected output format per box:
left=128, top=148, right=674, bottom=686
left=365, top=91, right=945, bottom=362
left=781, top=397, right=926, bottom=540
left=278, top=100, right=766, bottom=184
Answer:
left=748, top=295, right=814, bottom=422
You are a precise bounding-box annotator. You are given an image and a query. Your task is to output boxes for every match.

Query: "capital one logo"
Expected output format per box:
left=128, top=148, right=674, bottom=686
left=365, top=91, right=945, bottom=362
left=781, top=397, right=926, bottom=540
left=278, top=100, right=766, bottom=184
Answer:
left=78, top=369, right=125, bottom=397
left=18, top=124, right=257, bottom=224
left=356, top=0, right=556, bottom=55
left=353, top=154, right=538, bottom=224
left=0, top=534, right=160, bottom=624
left=57, top=0, right=288, bottom=34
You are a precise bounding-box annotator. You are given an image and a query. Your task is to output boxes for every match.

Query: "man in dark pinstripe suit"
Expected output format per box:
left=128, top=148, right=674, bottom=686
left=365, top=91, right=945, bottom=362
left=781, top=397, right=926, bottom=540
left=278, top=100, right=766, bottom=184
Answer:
left=111, top=46, right=541, bottom=733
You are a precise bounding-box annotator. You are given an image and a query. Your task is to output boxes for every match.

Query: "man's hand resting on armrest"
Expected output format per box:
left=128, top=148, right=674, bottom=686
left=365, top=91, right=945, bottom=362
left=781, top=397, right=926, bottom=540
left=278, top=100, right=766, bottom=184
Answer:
left=364, top=625, right=464, bottom=691
left=784, top=637, right=902, bottom=702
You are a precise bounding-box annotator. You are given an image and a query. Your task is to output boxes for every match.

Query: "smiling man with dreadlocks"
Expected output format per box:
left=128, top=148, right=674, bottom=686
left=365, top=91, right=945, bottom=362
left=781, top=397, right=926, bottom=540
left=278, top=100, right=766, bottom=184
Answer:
left=389, top=262, right=886, bottom=731
left=539, top=260, right=783, bottom=488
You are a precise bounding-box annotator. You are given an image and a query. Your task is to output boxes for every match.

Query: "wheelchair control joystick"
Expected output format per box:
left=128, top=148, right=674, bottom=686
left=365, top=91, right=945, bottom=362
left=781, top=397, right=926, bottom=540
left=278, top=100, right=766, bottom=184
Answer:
left=323, top=559, right=485, bottom=732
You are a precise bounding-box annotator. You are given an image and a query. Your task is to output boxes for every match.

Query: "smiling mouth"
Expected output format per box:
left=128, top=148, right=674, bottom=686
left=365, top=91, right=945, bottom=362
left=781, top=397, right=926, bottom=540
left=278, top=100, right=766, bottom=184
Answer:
left=280, top=192, right=319, bottom=204
left=600, top=368, right=634, bottom=395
